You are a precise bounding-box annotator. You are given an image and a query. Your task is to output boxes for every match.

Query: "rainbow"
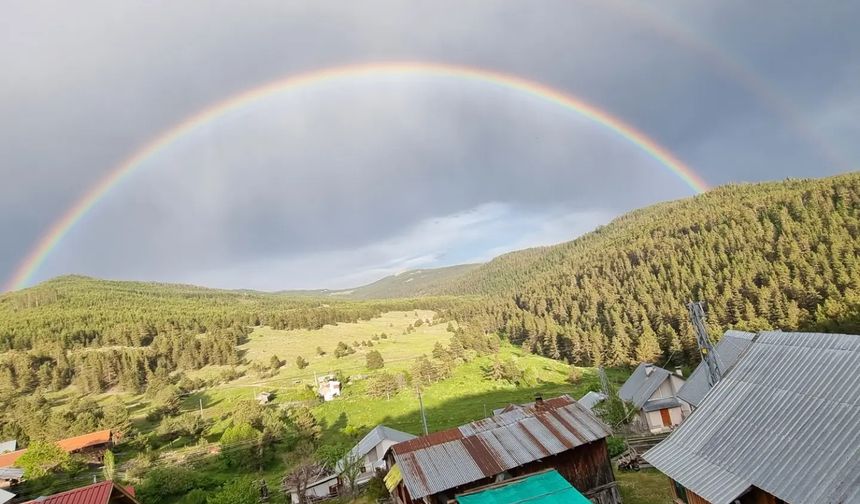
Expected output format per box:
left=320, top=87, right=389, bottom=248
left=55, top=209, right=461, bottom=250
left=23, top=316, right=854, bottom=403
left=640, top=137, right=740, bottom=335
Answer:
left=5, top=61, right=709, bottom=291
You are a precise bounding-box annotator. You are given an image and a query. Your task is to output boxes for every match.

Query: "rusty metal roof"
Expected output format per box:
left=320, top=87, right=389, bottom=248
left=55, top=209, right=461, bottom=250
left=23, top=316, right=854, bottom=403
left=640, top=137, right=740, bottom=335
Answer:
left=391, top=395, right=611, bottom=499
left=644, top=331, right=860, bottom=504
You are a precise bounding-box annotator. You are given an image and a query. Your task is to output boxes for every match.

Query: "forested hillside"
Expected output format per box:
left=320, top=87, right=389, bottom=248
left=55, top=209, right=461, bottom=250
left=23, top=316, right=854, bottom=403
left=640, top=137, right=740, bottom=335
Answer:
left=442, top=173, right=860, bottom=366
left=0, top=276, right=459, bottom=400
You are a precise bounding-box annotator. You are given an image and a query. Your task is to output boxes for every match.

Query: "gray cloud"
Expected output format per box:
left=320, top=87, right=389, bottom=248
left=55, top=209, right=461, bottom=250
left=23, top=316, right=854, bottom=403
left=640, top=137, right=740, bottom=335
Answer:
left=1, top=1, right=855, bottom=290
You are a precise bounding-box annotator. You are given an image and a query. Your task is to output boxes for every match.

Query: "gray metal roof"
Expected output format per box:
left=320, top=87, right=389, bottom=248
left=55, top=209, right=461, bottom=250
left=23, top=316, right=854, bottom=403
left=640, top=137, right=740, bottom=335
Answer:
left=0, top=441, right=15, bottom=455
left=618, top=363, right=674, bottom=409
left=337, top=425, right=415, bottom=472
left=677, top=330, right=756, bottom=408
left=0, top=488, right=14, bottom=504
left=641, top=397, right=681, bottom=412
left=643, top=331, right=860, bottom=504
left=391, top=395, right=612, bottom=499
left=0, top=467, right=23, bottom=480
left=577, top=391, right=606, bottom=411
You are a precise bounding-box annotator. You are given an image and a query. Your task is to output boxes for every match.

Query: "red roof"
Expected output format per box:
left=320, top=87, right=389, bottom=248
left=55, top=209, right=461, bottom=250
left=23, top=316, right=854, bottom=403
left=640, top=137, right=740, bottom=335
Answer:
left=56, top=430, right=112, bottom=453
left=23, top=481, right=138, bottom=504
left=0, top=449, right=25, bottom=469
left=0, top=430, right=112, bottom=468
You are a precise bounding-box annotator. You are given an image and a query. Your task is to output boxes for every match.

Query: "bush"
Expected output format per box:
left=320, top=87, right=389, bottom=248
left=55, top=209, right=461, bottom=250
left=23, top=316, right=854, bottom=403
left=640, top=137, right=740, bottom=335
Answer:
left=334, top=342, right=355, bottom=359
left=296, top=355, right=309, bottom=369
left=137, top=466, right=214, bottom=504
left=16, top=442, right=72, bottom=479
left=606, top=435, right=627, bottom=458
left=366, top=350, right=384, bottom=370
left=207, top=478, right=259, bottom=504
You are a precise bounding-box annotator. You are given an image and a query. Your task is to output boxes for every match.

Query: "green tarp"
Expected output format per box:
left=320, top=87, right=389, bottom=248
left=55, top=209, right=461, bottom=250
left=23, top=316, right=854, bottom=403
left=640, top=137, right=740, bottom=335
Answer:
left=456, top=470, right=592, bottom=504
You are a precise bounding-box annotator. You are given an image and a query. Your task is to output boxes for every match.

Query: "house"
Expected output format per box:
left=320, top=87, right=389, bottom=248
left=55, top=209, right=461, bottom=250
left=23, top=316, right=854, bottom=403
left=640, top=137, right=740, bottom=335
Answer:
left=22, top=480, right=139, bottom=504
left=676, top=330, right=756, bottom=409
left=0, top=468, right=23, bottom=489
left=643, top=331, right=860, bottom=504
left=455, top=469, right=591, bottom=504
left=578, top=391, right=607, bottom=412
left=286, top=473, right=339, bottom=503
left=256, top=391, right=273, bottom=405
left=384, top=395, right=620, bottom=504
left=337, top=425, right=416, bottom=487
left=0, top=442, right=15, bottom=455
left=318, top=380, right=341, bottom=401
left=618, top=363, right=690, bottom=433
left=0, top=429, right=114, bottom=468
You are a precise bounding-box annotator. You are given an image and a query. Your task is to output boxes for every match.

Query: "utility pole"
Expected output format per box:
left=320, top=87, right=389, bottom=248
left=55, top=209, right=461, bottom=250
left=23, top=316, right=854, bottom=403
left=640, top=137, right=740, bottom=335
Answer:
left=417, top=391, right=429, bottom=435
left=688, top=301, right=722, bottom=386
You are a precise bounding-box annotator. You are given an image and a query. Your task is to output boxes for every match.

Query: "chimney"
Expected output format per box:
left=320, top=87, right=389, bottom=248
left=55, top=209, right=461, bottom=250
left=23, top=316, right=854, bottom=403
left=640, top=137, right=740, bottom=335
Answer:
left=534, top=394, right=544, bottom=409
left=675, top=367, right=684, bottom=377
left=645, top=363, right=654, bottom=376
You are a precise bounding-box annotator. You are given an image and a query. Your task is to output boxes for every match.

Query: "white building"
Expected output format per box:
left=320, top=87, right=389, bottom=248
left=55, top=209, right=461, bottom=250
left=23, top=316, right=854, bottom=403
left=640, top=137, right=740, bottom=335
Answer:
left=578, top=391, right=607, bottom=411
left=618, top=363, right=690, bottom=433
left=337, top=425, right=416, bottom=486
left=318, top=380, right=341, bottom=401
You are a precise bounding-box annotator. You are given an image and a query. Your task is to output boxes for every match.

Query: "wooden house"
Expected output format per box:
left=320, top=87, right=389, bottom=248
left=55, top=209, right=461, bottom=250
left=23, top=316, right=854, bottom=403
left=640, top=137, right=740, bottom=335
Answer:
left=644, top=331, right=859, bottom=504
left=384, top=395, right=620, bottom=504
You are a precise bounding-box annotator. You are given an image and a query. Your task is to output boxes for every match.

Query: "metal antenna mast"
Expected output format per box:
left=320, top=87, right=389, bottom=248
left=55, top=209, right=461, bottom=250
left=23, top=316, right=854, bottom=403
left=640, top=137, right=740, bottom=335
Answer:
left=687, top=301, right=722, bottom=386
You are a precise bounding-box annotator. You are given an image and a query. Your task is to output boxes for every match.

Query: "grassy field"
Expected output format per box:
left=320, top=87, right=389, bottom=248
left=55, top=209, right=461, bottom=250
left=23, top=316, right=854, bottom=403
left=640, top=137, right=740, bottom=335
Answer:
left=617, top=469, right=673, bottom=503
left=313, top=345, right=601, bottom=436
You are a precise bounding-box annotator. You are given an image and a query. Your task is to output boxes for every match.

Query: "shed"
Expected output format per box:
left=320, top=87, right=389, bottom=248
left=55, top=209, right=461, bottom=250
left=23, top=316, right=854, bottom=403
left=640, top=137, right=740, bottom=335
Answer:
left=456, top=469, right=591, bottom=504
left=385, top=395, right=619, bottom=504
left=644, top=331, right=860, bottom=504
left=676, top=330, right=756, bottom=408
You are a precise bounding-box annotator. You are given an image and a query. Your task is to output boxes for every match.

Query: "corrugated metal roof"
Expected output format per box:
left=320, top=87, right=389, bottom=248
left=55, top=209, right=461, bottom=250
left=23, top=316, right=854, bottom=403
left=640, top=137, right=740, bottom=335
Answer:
left=23, top=480, right=137, bottom=504
left=0, top=441, right=16, bottom=454
left=456, top=469, right=591, bottom=504
left=641, top=397, right=681, bottom=412
left=643, top=331, right=860, bottom=504
left=677, top=330, right=756, bottom=408
left=0, top=449, right=25, bottom=468
left=56, top=430, right=111, bottom=453
left=617, top=363, right=674, bottom=408
left=337, top=425, right=415, bottom=472
left=391, top=395, right=611, bottom=499
left=577, top=391, right=606, bottom=411
left=0, top=467, right=23, bottom=480
left=0, top=489, right=14, bottom=504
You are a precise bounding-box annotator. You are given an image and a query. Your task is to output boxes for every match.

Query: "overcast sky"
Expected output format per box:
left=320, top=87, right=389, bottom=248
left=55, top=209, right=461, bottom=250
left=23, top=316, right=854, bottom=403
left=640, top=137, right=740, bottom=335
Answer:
left=1, top=1, right=857, bottom=291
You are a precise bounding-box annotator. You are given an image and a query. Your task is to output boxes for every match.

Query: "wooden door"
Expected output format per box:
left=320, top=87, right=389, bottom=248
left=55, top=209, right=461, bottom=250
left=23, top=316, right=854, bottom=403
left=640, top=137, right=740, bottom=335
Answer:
left=660, top=408, right=672, bottom=426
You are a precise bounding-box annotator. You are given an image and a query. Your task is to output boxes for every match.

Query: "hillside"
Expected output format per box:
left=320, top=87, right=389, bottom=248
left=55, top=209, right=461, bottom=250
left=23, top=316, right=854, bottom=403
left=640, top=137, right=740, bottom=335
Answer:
left=325, top=263, right=481, bottom=299
left=439, top=172, right=860, bottom=366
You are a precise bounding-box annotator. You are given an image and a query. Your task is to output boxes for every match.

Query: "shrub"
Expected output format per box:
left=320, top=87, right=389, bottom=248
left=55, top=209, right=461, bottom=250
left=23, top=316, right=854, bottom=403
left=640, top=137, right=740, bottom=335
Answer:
left=366, top=350, right=384, bottom=370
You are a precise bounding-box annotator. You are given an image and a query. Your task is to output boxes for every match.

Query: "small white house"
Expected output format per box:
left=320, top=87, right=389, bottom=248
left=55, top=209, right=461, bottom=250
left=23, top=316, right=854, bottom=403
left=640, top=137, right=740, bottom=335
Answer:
left=618, top=363, right=690, bottom=433
left=319, top=380, right=341, bottom=402
left=337, top=425, right=416, bottom=486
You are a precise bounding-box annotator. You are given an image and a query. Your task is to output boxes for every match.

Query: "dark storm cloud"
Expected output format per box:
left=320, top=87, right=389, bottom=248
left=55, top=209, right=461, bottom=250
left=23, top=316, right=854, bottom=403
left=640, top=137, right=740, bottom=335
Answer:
left=1, top=0, right=856, bottom=290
